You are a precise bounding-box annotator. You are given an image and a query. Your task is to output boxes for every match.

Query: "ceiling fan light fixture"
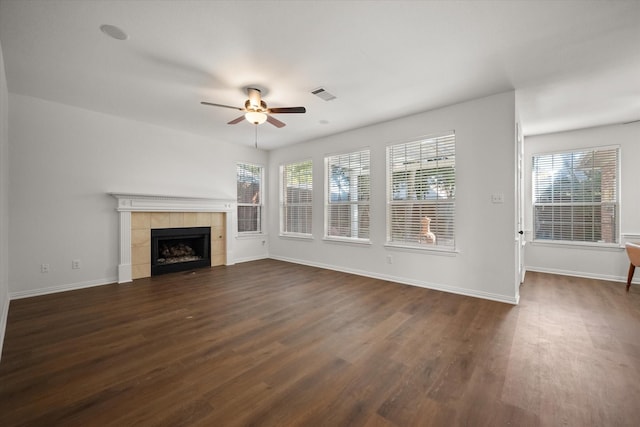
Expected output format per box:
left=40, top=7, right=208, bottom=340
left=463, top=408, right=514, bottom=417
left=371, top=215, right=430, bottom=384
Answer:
left=245, top=111, right=267, bottom=125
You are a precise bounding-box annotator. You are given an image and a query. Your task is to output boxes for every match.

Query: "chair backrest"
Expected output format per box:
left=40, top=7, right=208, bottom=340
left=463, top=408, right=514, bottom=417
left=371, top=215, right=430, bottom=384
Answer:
left=626, top=242, right=640, bottom=266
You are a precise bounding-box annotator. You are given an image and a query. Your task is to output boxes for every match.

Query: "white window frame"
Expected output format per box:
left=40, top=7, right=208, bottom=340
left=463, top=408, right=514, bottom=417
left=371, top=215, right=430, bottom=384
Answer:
left=324, top=149, right=371, bottom=244
left=532, top=146, right=620, bottom=246
left=280, top=159, right=313, bottom=238
left=236, top=162, right=264, bottom=235
left=386, top=132, right=456, bottom=251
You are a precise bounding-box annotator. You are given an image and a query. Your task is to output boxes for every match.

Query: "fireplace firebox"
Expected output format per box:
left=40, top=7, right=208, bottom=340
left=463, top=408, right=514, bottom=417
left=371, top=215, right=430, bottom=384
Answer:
left=151, top=227, right=211, bottom=276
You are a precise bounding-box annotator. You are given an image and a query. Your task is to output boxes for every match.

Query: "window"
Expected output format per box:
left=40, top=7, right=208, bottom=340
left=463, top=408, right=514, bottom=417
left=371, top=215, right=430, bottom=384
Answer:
left=280, top=160, right=313, bottom=236
left=386, top=133, right=455, bottom=249
left=236, top=163, right=263, bottom=234
left=325, top=149, right=370, bottom=241
left=532, top=147, right=619, bottom=244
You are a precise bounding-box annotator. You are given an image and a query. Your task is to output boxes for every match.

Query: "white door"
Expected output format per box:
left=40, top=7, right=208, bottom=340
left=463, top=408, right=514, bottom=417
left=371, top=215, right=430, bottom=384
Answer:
left=516, top=123, right=526, bottom=284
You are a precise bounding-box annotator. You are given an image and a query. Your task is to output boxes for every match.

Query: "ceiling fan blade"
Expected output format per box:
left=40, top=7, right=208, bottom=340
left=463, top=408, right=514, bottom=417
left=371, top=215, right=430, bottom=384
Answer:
left=266, top=115, right=286, bottom=128
left=201, top=101, right=243, bottom=111
left=268, top=107, right=306, bottom=114
left=227, top=116, right=245, bottom=125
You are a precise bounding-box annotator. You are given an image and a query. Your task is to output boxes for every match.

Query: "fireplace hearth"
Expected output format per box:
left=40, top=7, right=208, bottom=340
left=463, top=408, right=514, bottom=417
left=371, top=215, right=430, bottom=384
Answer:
left=151, top=227, right=211, bottom=276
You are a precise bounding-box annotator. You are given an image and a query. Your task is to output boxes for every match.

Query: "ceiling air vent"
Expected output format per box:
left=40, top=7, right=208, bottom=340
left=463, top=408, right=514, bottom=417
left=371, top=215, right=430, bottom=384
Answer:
left=311, top=87, right=336, bottom=101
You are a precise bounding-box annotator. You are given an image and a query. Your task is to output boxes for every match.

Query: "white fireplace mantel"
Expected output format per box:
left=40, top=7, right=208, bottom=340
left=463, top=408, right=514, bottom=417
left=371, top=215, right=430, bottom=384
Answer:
left=109, top=193, right=236, bottom=283
left=110, top=192, right=235, bottom=212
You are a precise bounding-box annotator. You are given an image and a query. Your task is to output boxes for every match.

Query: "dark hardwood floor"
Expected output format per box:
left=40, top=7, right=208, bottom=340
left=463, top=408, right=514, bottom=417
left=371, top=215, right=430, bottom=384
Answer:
left=1, top=259, right=639, bottom=426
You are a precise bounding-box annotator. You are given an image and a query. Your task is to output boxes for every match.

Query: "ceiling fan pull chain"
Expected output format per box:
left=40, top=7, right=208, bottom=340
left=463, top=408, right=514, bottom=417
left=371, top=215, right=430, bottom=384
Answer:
left=255, top=123, right=258, bottom=149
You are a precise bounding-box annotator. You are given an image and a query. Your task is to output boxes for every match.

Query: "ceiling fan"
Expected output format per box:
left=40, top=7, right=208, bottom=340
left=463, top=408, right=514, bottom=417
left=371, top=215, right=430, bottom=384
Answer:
left=201, top=87, right=306, bottom=128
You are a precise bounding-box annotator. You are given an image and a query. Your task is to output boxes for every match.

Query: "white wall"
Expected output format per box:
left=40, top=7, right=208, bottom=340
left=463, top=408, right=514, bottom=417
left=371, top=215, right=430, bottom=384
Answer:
left=0, top=39, right=10, bottom=357
left=524, top=122, right=640, bottom=283
left=8, top=94, right=269, bottom=298
left=268, top=92, right=519, bottom=303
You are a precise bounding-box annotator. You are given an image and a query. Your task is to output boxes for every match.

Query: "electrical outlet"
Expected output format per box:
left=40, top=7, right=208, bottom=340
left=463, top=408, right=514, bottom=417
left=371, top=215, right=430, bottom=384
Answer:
left=386, top=255, right=393, bottom=264
left=41, top=263, right=50, bottom=273
left=72, top=259, right=81, bottom=269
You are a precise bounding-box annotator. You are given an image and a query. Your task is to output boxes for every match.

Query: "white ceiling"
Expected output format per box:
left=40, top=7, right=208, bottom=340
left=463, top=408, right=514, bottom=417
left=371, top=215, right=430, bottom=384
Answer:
left=0, top=0, right=638, bottom=150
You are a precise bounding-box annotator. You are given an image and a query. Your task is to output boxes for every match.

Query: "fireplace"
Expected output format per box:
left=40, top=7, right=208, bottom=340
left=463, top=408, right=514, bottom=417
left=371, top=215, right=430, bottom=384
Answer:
left=110, top=193, right=234, bottom=283
left=151, top=227, right=211, bottom=276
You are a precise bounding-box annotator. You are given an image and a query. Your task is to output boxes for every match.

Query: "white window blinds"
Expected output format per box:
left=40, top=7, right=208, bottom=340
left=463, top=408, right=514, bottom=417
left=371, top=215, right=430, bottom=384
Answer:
left=532, top=147, right=619, bottom=244
left=326, top=150, right=370, bottom=241
left=236, top=163, right=263, bottom=233
left=387, top=133, right=455, bottom=249
left=281, top=160, right=313, bottom=236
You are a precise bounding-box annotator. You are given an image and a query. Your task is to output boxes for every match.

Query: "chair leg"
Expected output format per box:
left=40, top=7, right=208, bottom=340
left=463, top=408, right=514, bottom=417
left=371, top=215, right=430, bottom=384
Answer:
left=628, top=264, right=636, bottom=292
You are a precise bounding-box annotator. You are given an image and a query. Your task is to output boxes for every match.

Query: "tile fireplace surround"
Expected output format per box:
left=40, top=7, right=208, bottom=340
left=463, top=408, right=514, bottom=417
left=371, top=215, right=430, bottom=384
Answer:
left=110, top=193, right=235, bottom=283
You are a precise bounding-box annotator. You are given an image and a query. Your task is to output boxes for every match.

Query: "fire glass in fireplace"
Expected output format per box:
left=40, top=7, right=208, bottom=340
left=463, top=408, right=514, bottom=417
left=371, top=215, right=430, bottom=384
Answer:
left=151, top=227, right=211, bottom=275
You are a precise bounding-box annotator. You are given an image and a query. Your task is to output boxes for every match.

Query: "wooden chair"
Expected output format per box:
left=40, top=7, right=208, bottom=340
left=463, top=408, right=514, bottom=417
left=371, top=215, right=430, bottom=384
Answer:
left=626, top=242, right=640, bottom=292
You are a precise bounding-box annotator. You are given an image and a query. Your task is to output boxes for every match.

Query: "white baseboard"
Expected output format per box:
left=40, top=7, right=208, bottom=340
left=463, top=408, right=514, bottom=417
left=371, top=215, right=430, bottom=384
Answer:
left=269, top=255, right=519, bottom=305
left=6, top=254, right=526, bottom=306
left=232, top=254, right=269, bottom=264
left=6, top=257, right=269, bottom=300
left=0, top=287, right=9, bottom=361
left=9, top=276, right=118, bottom=300
left=525, top=265, right=640, bottom=285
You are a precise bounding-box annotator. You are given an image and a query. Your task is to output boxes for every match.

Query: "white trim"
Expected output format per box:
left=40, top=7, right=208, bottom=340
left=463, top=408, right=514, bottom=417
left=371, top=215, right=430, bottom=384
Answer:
left=269, top=255, right=518, bottom=305
left=9, top=277, right=117, bottom=300
left=530, top=241, right=624, bottom=251
left=233, top=254, right=270, bottom=264
left=322, top=237, right=372, bottom=246
left=236, top=232, right=267, bottom=240
left=526, top=266, right=640, bottom=285
left=109, top=193, right=235, bottom=212
left=384, top=243, right=458, bottom=256
left=118, top=263, right=132, bottom=284
left=279, top=233, right=314, bottom=241
left=622, top=233, right=640, bottom=242
left=118, top=211, right=132, bottom=283
left=0, top=287, right=9, bottom=361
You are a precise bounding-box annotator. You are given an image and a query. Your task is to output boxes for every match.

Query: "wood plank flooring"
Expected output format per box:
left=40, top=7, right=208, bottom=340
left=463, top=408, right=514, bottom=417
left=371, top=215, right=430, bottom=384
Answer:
left=1, top=259, right=639, bottom=426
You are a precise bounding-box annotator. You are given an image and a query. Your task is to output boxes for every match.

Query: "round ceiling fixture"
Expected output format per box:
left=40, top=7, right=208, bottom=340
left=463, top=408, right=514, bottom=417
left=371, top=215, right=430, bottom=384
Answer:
left=100, top=24, right=129, bottom=41
left=245, top=111, right=268, bottom=125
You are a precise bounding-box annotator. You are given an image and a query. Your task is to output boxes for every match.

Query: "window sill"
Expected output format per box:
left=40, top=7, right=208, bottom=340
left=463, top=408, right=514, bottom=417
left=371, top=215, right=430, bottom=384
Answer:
left=323, top=237, right=372, bottom=246
left=530, top=240, right=624, bottom=252
left=236, top=232, right=267, bottom=240
left=279, top=233, right=314, bottom=241
left=384, top=243, right=458, bottom=256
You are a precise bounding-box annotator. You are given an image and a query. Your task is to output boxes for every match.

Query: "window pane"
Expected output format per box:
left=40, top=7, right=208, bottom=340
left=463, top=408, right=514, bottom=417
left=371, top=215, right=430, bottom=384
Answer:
left=326, top=150, right=370, bottom=240
left=238, top=206, right=261, bottom=233
left=281, top=160, right=313, bottom=235
left=532, top=148, right=618, bottom=244
left=387, top=133, right=455, bottom=249
left=237, top=163, right=262, bottom=233
left=284, top=205, right=313, bottom=234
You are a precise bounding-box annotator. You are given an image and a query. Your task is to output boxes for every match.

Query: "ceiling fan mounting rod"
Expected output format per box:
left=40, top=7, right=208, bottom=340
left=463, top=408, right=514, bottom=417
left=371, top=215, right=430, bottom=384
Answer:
left=247, top=87, right=262, bottom=109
